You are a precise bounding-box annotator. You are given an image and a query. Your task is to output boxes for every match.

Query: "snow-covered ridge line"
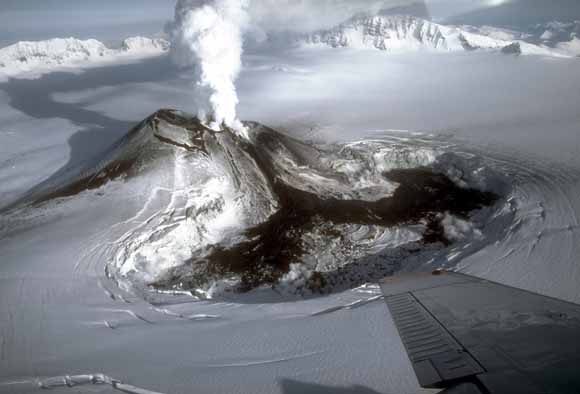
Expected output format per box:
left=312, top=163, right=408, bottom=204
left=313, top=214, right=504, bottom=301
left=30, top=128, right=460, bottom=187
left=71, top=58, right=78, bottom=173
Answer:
left=304, top=14, right=578, bottom=57
left=0, top=36, right=169, bottom=81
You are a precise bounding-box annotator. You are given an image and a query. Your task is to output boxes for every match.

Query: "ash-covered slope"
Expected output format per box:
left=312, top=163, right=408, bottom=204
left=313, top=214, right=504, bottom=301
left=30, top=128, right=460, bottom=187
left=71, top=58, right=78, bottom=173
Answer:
left=304, top=14, right=573, bottom=56
left=13, top=110, right=504, bottom=298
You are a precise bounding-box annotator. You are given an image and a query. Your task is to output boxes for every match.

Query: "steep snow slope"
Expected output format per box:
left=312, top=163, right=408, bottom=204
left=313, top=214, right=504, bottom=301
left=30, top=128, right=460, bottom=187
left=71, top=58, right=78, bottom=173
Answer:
left=120, top=36, right=170, bottom=53
left=307, top=15, right=453, bottom=51
left=0, top=37, right=169, bottom=81
left=0, top=38, right=110, bottom=69
left=306, top=15, right=514, bottom=52
left=304, top=14, right=569, bottom=57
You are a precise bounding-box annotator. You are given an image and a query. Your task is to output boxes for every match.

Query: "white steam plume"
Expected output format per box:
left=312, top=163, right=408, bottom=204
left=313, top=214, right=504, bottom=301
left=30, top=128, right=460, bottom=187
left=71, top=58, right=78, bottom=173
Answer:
left=168, top=0, right=249, bottom=136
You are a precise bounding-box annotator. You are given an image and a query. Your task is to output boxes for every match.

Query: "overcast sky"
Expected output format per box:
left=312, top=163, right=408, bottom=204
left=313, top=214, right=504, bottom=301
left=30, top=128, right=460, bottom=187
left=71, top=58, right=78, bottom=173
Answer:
left=1, top=0, right=580, bottom=47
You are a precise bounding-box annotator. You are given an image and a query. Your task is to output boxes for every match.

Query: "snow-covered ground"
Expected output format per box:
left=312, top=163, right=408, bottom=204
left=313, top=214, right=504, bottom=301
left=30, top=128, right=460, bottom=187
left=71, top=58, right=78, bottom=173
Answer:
left=257, top=14, right=580, bottom=57
left=0, top=37, right=169, bottom=82
left=303, top=14, right=560, bottom=56
left=1, top=17, right=580, bottom=394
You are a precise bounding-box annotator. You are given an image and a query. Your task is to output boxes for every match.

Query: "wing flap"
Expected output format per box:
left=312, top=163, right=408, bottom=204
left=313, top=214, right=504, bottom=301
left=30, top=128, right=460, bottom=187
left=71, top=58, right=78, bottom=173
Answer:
left=381, top=271, right=580, bottom=393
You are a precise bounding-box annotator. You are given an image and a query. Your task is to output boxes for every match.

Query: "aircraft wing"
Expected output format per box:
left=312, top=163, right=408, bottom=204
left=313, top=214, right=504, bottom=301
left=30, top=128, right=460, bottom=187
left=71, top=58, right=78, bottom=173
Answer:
left=380, top=271, right=580, bottom=394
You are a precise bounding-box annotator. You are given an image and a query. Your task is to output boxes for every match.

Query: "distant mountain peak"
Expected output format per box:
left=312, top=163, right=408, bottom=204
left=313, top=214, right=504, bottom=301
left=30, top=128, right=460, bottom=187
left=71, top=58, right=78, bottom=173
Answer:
left=302, top=13, right=579, bottom=57
left=0, top=36, right=169, bottom=80
left=306, top=14, right=505, bottom=53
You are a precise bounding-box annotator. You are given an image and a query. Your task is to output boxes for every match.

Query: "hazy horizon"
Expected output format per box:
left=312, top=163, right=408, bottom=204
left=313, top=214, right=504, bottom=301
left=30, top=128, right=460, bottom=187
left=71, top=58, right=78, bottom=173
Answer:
left=2, top=0, right=580, bottom=48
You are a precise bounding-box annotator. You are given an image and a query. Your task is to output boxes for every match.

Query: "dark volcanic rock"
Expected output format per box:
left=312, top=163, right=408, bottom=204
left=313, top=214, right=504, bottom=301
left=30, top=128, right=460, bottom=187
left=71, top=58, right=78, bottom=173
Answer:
left=13, top=109, right=499, bottom=295
left=501, top=42, right=522, bottom=55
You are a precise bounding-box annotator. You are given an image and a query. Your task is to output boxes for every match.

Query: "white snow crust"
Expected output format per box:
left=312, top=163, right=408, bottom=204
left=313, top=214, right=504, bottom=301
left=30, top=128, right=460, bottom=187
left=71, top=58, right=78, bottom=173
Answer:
left=0, top=36, right=169, bottom=81
left=1, top=14, right=580, bottom=394
left=304, top=14, right=575, bottom=57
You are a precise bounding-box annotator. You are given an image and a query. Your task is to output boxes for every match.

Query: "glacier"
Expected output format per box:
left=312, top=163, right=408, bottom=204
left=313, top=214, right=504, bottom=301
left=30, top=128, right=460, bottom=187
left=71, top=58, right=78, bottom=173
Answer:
left=1, top=9, right=580, bottom=394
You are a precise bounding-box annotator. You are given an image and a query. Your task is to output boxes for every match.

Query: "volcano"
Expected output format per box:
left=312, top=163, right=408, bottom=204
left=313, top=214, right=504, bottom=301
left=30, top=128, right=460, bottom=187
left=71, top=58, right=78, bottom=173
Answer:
left=15, top=110, right=497, bottom=297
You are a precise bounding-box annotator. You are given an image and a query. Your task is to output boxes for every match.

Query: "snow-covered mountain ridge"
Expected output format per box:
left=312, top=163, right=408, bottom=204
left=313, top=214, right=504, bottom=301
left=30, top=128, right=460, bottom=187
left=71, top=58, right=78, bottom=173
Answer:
left=0, top=36, right=169, bottom=80
left=304, top=14, right=580, bottom=57
left=1, top=16, right=578, bottom=82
